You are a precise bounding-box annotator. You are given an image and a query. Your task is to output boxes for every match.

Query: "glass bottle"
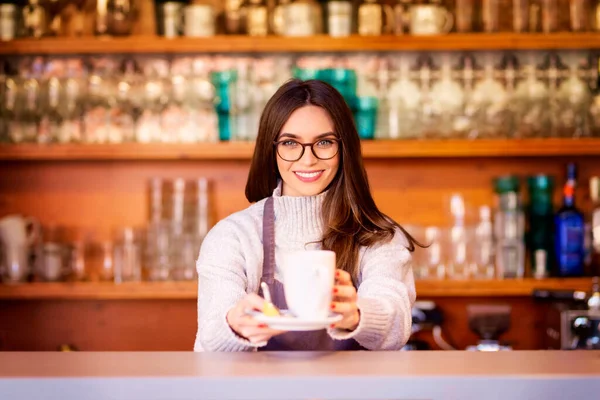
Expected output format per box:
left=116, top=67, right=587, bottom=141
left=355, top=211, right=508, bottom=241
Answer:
left=513, top=55, right=550, bottom=138
left=15, top=74, right=41, bottom=143
left=38, top=75, right=62, bottom=144
left=387, top=55, right=422, bottom=139
left=429, top=54, right=464, bottom=139
left=211, top=70, right=237, bottom=141
left=472, top=53, right=510, bottom=138
left=83, top=62, right=111, bottom=143
left=58, top=60, right=85, bottom=143
left=0, top=71, right=17, bottom=143
left=555, top=55, right=591, bottom=138
left=493, top=175, right=526, bottom=279
left=554, top=163, right=585, bottom=277
left=527, top=175, right=555, bottom=279
left=472, top=205, right=495, bottom=279
left=447, top=194, right=469, bottom=280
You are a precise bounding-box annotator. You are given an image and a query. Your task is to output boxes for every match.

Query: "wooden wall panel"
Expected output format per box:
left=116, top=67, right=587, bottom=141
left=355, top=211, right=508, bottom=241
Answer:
left=0, top=299, right=197, bottom=351
left=0, top=296, right=546, bottom=351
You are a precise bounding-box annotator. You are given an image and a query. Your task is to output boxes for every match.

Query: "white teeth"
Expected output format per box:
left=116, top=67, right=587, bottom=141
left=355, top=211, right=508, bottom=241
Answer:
left=295, top=171, right=321, bottom=178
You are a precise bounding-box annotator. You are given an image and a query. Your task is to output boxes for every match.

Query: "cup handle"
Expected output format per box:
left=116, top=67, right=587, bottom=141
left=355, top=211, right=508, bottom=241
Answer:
left=442, top=8, right=454, bottom=33
left=24, top=217, right=41, bottom=246
left=383, top=5, right=395, bottom=34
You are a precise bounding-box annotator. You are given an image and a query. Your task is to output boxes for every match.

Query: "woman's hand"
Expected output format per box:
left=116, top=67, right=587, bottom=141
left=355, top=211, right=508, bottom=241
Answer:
left=226, top=293, right=286, bottom=344
left=330, top=269, right=360, bottom=331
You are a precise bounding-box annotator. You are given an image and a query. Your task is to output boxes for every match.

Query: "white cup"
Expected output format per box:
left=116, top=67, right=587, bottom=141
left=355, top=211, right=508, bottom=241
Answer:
left=409, top=5, right=454, bottom=35
left=281, top=250, right=336, bottom=320
left=0, top=214, right=39, bottom=247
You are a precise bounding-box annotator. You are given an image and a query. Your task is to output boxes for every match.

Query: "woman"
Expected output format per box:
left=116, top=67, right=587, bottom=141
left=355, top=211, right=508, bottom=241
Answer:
left=194, top=79, right=417, bottom=352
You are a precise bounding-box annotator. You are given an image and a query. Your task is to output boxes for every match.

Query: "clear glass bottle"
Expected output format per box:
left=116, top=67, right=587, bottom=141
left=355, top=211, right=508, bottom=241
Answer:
left=388, top=55, right=422, bottom=139
left=447, top=194, right=469, bottom=280
left=472, top=205, right=495, bottom=279
left=513, top=54, right=550, bottom=138
left=589, top=55, right=600, bottom=137
left=0, top=72, right=17, bottom=143
left=58, top=60, right=85, bottom=143
left=493, top=175, right=526, bottom=279
left=38, top=75, right=62, bottom=144
left=429, top=54, right=464, bottom=139
left=14, top=75, right=41, bottom=143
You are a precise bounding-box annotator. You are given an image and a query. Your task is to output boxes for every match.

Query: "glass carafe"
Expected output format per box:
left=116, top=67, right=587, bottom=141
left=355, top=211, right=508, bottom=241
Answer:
left=512, top=55, right=550, bottom=138
left=388, top=55, right=422, bottom=139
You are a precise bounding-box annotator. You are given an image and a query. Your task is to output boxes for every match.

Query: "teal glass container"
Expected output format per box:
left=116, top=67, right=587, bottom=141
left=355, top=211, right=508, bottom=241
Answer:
left=353, top=96, right=378, bottom=140
left=292, top=67, right=320, bottom=81
left=210, top=70, right=237, bottom=141
left=317, top=68, right=357, bottom=104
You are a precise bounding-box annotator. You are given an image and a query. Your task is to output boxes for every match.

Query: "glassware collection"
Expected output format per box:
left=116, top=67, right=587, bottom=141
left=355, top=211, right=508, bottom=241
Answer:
left=2, top=49, right=600, bottom=144
left=410, top=168, right=600, bottom=281
left=0, top=177, right=210, bottom=284
left=1, top=167, right=599, bottom=284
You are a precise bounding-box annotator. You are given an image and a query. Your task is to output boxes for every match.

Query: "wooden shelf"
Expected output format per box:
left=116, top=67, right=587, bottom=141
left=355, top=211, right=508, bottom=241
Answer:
left=0, top=278, right=594, bottom=300
left=1, top=138, right=600, bottom=161
left=2, top=33, right=600, bottom=55
left=0, top=141, right=257, bottom=161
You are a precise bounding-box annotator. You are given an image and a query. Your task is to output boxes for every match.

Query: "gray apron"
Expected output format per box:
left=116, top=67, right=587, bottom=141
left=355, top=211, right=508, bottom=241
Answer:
left=258, top=196, right=367, bottom=351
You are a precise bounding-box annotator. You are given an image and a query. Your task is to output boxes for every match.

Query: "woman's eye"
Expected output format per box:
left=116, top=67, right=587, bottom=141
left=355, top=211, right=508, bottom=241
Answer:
left=282, top=140, right=298, bottom=147
left=317, top=139, right=333, bottom=147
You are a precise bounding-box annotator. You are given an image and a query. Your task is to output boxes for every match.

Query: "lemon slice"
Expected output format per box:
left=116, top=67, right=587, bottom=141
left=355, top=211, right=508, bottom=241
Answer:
left=262, top=302, right=280, bottom=317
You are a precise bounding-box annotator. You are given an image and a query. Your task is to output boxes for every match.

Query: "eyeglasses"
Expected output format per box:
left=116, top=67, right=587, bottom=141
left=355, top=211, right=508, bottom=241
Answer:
left=273, top=138, right=341, bottom=162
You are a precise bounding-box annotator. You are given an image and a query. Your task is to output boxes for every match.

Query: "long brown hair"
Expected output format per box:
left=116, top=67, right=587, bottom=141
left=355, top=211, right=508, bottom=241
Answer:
left=245, top=79, right=421, bottom=280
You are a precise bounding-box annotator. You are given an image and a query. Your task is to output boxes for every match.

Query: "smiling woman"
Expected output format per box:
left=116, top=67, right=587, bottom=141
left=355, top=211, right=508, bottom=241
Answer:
left=194, top=79, right=421, bottom=353
left=273, top=106, right=340, bottom=197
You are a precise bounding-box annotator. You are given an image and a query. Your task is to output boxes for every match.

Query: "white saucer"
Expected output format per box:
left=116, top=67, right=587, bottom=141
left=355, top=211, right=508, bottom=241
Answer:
left=247, top=310, right=343, bottom=331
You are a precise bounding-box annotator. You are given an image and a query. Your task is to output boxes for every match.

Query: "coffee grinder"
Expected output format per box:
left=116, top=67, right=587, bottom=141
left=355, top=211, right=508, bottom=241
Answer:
left=465, top=304, right=512, bottom=351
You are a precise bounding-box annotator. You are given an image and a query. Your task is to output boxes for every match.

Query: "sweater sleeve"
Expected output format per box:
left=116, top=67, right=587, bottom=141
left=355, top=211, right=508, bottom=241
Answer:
left=193, top=220, right=265, bottom=352
left=327, top=229, right=416, bottom=350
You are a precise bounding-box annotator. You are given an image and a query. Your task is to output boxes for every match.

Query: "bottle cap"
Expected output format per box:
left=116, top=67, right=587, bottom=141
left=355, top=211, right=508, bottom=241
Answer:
left=527, top=174, right=554, bottom=191
left=494, top=175, right=520, bottom=193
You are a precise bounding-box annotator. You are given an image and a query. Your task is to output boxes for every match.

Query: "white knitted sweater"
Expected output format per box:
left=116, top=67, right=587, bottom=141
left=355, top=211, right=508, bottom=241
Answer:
left=194, top=183, right=416, bottom=351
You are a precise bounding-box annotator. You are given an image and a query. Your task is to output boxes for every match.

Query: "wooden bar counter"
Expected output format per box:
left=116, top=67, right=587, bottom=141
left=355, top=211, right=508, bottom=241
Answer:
left=1, top=351, right=599, bottom=400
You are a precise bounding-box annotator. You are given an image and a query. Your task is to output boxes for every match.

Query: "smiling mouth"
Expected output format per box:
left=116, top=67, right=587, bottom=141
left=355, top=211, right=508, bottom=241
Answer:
left=293, top=170, right=324, bottom=182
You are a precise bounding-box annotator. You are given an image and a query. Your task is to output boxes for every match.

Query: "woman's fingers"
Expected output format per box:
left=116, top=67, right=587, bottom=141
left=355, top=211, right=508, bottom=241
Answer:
left=333, top=284, right=357, bottom=300
left=335, top=269, right=352, bottom=285
left=330, top=300, right=358, bottom=314
left=235, top=315, right=285, bottom=343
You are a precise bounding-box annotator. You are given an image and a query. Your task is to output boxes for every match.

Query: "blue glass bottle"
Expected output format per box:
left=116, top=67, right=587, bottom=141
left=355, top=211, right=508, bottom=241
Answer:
left=554, top=163, right=585, bottom=277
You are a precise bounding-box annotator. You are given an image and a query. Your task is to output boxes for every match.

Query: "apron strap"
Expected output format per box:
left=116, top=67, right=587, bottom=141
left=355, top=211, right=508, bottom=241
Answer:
left=261, top=197, right=276, bottom=284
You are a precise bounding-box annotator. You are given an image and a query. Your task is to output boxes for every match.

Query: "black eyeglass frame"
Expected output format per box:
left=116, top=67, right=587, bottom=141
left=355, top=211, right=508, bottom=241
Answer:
left=272, top=138, right=341, bottom=162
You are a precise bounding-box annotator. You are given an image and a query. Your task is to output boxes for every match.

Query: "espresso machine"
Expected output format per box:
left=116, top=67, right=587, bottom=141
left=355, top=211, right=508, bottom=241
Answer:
left=534, top=277, right=600, bottom=350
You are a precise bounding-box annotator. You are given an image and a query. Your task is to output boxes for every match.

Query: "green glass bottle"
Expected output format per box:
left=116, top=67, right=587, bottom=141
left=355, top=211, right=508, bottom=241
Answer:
left=527, top=175, right=555, bottom=278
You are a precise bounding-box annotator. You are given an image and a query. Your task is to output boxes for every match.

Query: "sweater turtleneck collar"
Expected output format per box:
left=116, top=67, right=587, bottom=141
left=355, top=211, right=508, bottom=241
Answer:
left=270, top=180, right=327, bottom=245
